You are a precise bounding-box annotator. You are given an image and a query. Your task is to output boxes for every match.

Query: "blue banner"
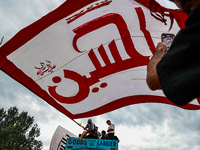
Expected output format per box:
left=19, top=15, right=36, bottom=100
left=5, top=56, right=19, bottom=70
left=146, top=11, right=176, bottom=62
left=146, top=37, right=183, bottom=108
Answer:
left=65, top=138, right=118, bottom=150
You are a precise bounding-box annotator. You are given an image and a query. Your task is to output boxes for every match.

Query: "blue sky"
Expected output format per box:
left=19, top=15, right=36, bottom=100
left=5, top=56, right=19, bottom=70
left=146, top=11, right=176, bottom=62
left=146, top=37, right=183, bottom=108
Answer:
left=1, top=0, right=200, bottom=150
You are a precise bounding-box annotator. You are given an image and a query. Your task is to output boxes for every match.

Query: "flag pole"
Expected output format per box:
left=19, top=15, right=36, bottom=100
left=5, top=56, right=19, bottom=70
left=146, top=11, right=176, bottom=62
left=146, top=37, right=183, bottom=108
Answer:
left=0, top=36, right=4, bottom=46
left=72, top=119, right=95, bottom=135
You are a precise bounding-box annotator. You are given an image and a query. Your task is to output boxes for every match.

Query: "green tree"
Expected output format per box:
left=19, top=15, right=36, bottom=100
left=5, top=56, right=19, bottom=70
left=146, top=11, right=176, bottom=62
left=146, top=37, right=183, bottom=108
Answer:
left=0, top=107, right=43, bottom=150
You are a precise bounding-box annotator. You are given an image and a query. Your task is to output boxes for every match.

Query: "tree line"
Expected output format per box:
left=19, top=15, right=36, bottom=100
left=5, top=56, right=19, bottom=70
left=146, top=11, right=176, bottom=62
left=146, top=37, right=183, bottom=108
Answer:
left=0, top=106, right=43, bottom=150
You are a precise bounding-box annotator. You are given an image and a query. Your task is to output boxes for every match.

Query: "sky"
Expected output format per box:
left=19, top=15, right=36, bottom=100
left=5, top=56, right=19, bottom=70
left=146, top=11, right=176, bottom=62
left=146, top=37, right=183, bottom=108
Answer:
left=1, top=0, right=200, bottom=150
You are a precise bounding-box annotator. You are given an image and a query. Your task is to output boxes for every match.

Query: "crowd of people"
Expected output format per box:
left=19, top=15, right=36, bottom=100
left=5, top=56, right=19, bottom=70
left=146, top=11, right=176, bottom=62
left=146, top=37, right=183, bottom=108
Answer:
left=78, top=119, right=119, bottom=143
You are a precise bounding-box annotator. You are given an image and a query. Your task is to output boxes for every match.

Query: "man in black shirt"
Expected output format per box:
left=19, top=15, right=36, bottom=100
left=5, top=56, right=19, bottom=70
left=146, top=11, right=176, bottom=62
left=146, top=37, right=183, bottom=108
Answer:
left=147, top=0, right=200, bottom=105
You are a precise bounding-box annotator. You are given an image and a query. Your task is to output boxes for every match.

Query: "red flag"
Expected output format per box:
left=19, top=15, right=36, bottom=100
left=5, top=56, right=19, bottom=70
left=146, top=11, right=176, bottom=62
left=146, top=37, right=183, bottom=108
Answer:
left=0, top=0, right=199, bottom=119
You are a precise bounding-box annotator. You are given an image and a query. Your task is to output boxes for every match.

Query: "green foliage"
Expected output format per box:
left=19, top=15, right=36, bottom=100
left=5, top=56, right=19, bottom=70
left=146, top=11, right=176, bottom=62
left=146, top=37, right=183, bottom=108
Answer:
left=0, top=107, right=43, bottom=150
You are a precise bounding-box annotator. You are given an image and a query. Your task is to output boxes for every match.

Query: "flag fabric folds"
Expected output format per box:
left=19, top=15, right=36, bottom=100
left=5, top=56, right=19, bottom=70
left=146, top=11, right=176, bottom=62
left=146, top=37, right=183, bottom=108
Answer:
left=50, top=125, right=77, bottom=150
left=0, top=0, right=199, bottom=119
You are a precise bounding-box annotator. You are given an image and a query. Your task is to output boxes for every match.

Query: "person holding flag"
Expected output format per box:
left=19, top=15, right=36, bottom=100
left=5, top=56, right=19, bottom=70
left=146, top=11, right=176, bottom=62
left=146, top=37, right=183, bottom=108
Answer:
left=147, top=0, right=200, bottom=106
left=84, top=119, right=97, bottom=139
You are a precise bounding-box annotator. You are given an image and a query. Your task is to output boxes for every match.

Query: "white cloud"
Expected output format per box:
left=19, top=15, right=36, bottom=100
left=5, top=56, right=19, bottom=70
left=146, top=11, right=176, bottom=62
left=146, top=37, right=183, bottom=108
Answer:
left=0, top=0, right=65, bottom=43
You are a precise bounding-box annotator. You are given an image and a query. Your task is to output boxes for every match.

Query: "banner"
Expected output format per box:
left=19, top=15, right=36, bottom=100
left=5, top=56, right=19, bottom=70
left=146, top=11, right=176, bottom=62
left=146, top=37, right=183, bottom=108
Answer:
left=50, top=126, right=77, bottom=150
left=65, top=138, right=118, bottom=150
left=0, top=0, right=199, bottom=119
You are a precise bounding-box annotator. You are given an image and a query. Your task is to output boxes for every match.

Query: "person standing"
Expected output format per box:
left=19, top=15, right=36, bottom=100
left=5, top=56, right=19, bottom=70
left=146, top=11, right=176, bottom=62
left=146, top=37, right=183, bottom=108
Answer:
left=84, top=118, right=96, bottom=138
left=106, top=120, right=115, bottom=140
left=85, top=119, right=95, bottom=132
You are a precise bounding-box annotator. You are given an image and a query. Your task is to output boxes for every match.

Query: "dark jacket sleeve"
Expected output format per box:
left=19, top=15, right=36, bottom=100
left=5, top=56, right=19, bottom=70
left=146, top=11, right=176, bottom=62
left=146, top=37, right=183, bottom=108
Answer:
left=157, top=4, right=200, bottom=105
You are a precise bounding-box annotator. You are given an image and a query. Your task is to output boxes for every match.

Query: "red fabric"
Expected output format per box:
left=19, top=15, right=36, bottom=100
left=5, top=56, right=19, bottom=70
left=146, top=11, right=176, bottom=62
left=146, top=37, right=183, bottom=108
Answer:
left=0, top=0, right=98, bottom=56
left=0, top=0, right=198, bottom=120
left=136, top=0, right=188, bottom=29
